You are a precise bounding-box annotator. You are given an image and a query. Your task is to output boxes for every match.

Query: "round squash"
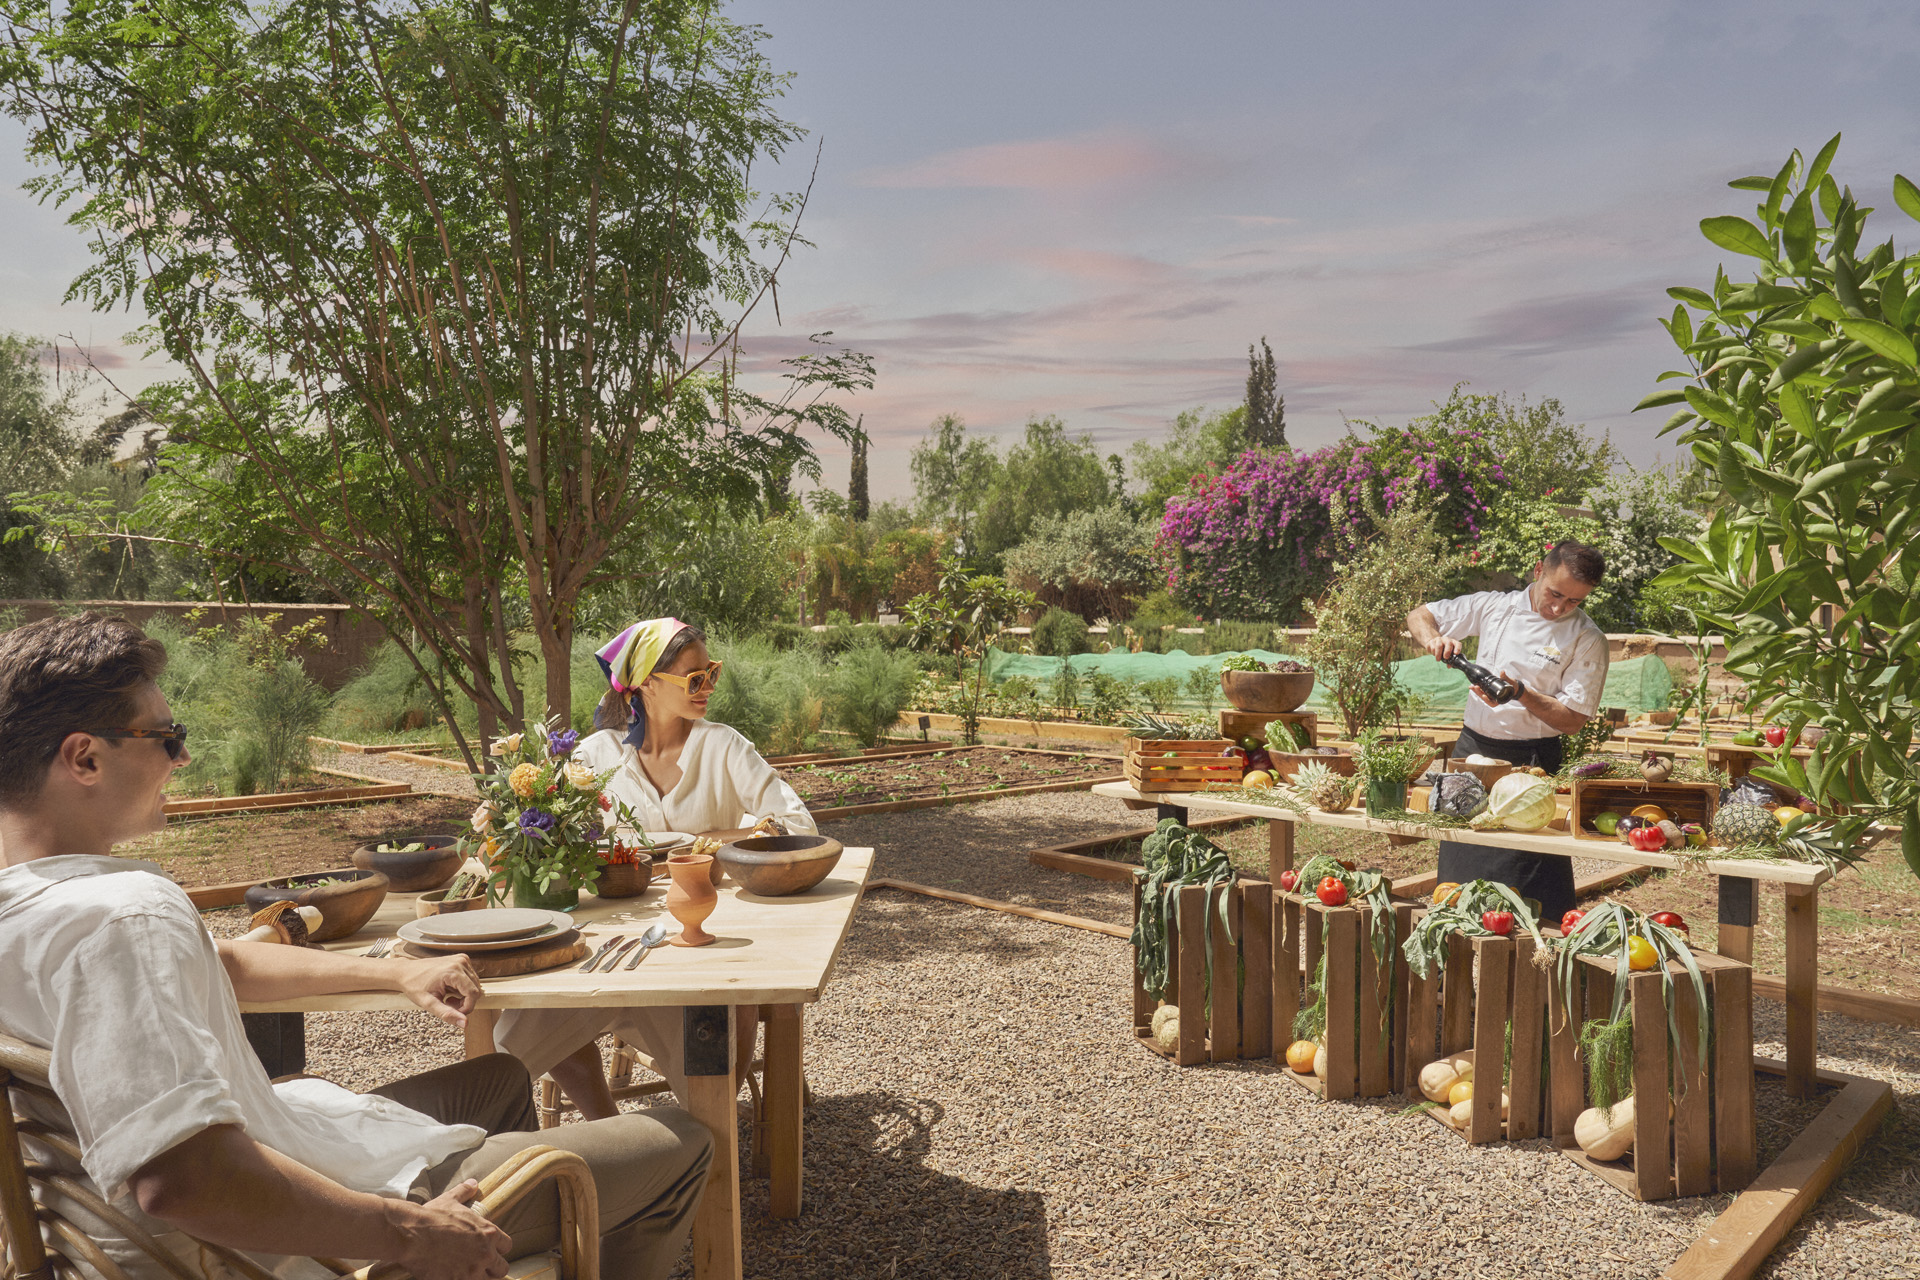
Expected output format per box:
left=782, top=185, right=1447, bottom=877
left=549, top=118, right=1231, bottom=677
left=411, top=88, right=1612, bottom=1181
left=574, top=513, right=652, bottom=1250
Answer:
left=1312, top=1044, right=1329, bottom=1080
left=1285, top=1040, right=1318, bottom=1074
left=1574, top=1097, right=1637, bottom=1162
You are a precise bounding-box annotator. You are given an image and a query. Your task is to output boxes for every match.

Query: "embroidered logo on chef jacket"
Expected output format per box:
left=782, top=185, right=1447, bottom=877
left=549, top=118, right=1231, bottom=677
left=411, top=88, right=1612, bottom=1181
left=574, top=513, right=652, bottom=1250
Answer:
left=1531, top=642, right=1564, bottom=667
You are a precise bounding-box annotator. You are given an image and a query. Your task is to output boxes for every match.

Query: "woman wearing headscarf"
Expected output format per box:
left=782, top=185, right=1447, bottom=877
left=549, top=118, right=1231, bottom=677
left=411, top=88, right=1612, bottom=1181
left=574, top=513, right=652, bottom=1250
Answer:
left=492, top=618, right=815, bottom=1119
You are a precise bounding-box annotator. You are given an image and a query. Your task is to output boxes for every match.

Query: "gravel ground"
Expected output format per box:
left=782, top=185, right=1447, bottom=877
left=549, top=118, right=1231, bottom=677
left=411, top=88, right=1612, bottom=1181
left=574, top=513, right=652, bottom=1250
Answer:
left=278, top=790, right=1918, bottom=1279
left=315, top=748, right=481, bottom=799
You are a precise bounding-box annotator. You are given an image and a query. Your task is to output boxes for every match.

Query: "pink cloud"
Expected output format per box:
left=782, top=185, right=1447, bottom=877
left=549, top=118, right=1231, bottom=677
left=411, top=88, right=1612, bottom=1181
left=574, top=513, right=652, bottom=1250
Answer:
left=858, top=133, right=1198, bottom=190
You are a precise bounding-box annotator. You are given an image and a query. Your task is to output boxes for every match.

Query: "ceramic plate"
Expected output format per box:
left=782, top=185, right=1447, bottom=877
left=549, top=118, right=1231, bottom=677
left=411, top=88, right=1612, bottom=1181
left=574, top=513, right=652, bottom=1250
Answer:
left=397, top=917, right=575, bottom=952
left=411, top=907, right=572, bottom=943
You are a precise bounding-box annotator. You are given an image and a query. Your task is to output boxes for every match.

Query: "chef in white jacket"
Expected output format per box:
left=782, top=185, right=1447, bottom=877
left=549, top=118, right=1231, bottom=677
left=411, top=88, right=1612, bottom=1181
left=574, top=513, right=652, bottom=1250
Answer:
left=494, top=618, right=815, bottom=1119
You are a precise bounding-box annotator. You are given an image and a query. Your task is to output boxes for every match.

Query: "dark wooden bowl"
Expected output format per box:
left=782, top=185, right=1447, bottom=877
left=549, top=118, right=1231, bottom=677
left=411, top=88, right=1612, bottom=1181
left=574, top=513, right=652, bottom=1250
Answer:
left=246, top=869, right=389, bottom=942
left=715, top=835, right=845, bottom=897
left=1220, top=669, right=1315, bottom=713
left=593, top=857, right=655, bottom=899
left=351, top=834, right=461, bottom=892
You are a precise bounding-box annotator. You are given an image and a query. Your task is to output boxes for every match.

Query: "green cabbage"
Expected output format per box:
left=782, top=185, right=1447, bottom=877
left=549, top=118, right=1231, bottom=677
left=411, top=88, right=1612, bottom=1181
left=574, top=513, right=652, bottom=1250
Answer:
left=1468, top=773, right=1557, bottom=831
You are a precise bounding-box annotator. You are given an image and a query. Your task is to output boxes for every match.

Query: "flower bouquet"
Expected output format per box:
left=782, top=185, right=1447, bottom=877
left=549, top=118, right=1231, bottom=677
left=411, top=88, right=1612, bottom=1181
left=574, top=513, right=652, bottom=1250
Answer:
left=459, top=720, right=645, bottom=910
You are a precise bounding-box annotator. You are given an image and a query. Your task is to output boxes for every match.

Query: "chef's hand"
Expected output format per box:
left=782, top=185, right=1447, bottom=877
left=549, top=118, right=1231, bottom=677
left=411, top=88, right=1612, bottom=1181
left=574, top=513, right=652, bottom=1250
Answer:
left=1426, top=634, right=1461, bottom=661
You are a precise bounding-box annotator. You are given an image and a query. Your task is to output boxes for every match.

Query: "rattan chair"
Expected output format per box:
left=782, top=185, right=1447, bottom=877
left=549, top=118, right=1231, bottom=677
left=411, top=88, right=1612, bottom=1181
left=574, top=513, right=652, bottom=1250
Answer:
left=0, top=1033, right=599, bottom=1280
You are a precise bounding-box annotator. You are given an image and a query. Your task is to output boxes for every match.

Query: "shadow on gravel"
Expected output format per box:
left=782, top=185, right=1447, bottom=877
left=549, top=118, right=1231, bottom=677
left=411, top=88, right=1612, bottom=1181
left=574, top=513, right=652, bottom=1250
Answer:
left=852, top=889, right=1116, bottom=967
left=715, top=1091, right=1053, bottom=1279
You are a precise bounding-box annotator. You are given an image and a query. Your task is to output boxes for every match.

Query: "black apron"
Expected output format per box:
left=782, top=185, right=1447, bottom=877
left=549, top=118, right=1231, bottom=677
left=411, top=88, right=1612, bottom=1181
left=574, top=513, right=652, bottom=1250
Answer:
left=1436, top=724, right=1575, bottom=922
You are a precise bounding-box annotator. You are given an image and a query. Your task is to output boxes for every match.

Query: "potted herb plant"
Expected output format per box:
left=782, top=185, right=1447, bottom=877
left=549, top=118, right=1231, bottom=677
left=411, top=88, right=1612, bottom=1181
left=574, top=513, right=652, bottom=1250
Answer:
left=1354, top=729, right=1435, bottom=814
left=459, top=720, right=645, bottom=910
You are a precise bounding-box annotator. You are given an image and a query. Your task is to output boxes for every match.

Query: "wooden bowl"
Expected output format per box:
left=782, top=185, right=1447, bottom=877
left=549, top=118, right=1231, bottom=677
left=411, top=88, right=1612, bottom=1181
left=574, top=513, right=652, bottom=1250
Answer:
left=715, top=835, right=845, bottom=897
left=593, top=857, right=655, bottom=899
left=416, top=888, right=489, bottom=919
left=1220, top=669, right=1314, bottom=713
left=1268, top=749, right=1358, bottom=781
left=352, top=834, right=461, bottom=892
left=246, top=869, right=389, bottom=942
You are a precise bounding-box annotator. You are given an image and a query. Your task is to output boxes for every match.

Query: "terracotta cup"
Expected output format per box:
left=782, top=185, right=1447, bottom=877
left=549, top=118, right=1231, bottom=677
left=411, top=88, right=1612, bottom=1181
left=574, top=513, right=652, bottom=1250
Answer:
left=664, top=854, right=718, bottom=947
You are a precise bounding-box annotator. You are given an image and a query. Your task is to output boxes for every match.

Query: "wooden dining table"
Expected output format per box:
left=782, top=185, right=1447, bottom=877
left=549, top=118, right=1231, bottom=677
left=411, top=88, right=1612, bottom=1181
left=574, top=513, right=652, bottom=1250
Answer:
left=237, top=847, right=875, bottom=1280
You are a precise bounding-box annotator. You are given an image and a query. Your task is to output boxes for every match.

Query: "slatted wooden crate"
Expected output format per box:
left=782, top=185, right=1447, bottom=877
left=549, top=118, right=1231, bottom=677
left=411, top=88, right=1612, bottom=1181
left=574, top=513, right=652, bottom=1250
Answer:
left=1404, top=918, right=1555, bottom=1144
left=1569, top=778, right=1719, bottom=842
left=1131, top=877, right=1274, bottom=1066
left=1122, top=737, right=1239, bottom=793
left=1272, top=889, right=1416, bottom=1100
left=1551, top=948, right=1757, bottom=1201
left=1218, top=709, right=1318, bottom=749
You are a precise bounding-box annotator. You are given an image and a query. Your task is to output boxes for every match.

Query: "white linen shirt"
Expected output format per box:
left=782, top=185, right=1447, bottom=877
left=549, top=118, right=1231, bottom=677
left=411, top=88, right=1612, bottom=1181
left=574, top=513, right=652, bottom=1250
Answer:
left=1424, top=586, right=1610, bottom=741
left=573, top=720, right=816, bottom=837
left=0, top=855, right=484, bottom=1277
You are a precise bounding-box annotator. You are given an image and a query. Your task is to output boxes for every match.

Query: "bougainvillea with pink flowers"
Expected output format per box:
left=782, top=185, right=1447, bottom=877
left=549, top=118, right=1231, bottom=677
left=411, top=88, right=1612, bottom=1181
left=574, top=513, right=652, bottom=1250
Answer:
left=1157, top=419, right=1504, bottom=621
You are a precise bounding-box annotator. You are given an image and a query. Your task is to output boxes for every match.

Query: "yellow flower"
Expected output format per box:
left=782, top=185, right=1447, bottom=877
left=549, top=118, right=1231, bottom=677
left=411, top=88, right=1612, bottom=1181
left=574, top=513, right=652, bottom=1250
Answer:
left=564, top=760, right=597, bottom=790
left=508, top=762, right=540, bottom=799
left=488, top=732, right=524, bottom=758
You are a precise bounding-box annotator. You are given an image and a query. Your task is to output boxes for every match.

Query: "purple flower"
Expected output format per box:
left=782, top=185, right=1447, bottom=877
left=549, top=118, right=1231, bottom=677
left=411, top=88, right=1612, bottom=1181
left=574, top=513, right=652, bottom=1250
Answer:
left=519, top=809, right=556, bottom=837
left=548, top=729, right=580, bottom=758
left=585, top=825, right=602, bottom=842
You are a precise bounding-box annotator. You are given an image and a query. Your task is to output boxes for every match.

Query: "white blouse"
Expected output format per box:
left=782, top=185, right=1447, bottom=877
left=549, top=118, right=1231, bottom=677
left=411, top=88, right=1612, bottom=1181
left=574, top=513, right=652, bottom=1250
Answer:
left=573, top=721, right=816, bottom=838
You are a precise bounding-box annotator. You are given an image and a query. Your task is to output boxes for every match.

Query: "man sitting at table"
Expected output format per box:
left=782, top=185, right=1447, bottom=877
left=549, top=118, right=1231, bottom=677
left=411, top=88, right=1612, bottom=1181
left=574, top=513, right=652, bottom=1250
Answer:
left=0, top=613, right=712, bottom=1280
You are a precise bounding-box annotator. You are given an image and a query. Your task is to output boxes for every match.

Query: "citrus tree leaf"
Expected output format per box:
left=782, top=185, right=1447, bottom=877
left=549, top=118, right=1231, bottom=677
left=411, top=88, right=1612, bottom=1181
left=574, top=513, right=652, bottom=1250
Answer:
left=1701, top=215, right=1773, bottom=260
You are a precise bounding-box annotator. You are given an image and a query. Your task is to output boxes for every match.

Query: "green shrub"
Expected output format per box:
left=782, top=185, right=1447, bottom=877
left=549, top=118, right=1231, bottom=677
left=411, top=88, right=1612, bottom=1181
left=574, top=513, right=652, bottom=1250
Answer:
left=1128, top=589, right=1195, bottom=629
left=1184, top=665, right=1220, bottom=714
left=994, top=674, right=1043, bottom=721
left=1053, top=662, right=1080, bottom=714
left=149, top=614, right=332, bottom=795
left=329, top=642, right=444, bottom=736
left=1031, top=607, right=1091, bottom=657
left=823, top=646, right=919, bottom=747
left=1085, top=671, right=1132, bottom=724
left=1201, top=620, right=1279, bottom=654
left=1139, top=676, right=1181, bottom=713
left=707, top=636, right=827, bottom=755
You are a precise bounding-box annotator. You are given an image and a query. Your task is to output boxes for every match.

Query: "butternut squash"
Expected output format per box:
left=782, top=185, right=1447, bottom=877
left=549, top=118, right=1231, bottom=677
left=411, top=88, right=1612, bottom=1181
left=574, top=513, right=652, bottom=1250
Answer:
left=1574, top=1096, right=1636, bottom=1162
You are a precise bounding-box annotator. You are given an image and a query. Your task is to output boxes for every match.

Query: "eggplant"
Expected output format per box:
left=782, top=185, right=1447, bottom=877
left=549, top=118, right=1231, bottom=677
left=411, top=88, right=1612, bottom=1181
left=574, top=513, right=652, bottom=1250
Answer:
left=1571, top=759, right=1611, bottom=779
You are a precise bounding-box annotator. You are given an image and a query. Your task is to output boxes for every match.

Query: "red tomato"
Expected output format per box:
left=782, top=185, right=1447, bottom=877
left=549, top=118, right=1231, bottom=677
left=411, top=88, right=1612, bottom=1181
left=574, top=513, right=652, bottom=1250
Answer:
left=1481, top=910, right=1514, bottom=936
left=1560, top=909, right=1586, bottom=935
left=1279, top=869, right=1299, bottom=892
left=1315, top=876, right=1348, bottom=907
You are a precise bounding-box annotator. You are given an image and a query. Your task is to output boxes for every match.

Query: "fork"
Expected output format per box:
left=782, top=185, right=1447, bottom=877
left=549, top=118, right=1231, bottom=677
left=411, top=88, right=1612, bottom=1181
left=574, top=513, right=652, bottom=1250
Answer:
left=363, top=937, right=396, bottom=958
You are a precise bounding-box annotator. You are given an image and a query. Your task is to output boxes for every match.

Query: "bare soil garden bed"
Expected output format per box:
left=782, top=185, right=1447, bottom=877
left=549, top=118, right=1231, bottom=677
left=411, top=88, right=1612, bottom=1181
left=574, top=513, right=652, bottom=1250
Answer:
left=777, top=746, right=1119, bottom=811
left=135, top=795, right=472, bottom=888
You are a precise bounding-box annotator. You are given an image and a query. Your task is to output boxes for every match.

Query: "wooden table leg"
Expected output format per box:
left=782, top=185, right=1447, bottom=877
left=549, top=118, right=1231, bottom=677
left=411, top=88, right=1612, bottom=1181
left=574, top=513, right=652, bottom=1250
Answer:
left=764, top=1004, right=804, bottom=1219
left=684, top=1005, right=741, bottom=1280
left=1717, top=876, right=1756, bottom=964
left=1783, top=884, right=1818, bottom=1098
left=1268, top=819, right=1294, bottom=886
left=463, top=1006, right=499, bottom=1060
left=1155, top=802, right=1189, bottom=825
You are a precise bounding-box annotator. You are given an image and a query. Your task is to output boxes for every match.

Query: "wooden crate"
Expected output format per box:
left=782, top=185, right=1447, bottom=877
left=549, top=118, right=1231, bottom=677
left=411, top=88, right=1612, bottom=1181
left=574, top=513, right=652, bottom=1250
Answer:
left=1404, top=918, right=1555, bottom=1144
left=1273, top=889, right=1415, bottom=1100
left=1569, top=778, right=1719, bottom=842
left=1219, top=709, right=1318, bottom=749
left=1122, top=737, right=1239, bottom=793
left=1132, top=877, right=1274, bottom=1066
left=1552, top=948, right=1757, bottom=1201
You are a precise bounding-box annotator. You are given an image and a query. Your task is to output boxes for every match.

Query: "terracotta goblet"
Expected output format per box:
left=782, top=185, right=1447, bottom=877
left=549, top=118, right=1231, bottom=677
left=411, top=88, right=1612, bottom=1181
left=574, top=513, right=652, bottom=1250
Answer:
left=664, top=854, right=718, bottom=947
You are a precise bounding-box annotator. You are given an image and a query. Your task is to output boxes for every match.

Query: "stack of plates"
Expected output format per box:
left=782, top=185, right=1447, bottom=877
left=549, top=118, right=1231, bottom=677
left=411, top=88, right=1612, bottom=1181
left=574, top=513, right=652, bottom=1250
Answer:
left=396, top=908, right=574, bottom=952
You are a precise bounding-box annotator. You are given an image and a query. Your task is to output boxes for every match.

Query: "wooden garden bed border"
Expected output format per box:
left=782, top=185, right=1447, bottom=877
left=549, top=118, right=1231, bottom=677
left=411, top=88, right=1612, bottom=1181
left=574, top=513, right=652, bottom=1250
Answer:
left=811, top=771, right=1124, bottom=822
left=309, top=736, right=441, bottom=755
left=863, top=878, right=1126, bottom=938
left=164, top=783, right=411, bottom=819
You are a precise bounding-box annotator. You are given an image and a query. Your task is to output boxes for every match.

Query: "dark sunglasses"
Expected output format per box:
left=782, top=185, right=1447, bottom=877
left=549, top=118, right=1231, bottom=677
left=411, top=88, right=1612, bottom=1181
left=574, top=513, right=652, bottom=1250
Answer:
left=88, top=723, right=190, bottom=761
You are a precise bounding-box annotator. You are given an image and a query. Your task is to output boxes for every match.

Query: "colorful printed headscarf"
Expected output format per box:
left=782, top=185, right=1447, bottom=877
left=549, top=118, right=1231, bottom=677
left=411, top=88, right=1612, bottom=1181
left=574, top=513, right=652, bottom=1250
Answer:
left=594, top=618, right=688, bottom=692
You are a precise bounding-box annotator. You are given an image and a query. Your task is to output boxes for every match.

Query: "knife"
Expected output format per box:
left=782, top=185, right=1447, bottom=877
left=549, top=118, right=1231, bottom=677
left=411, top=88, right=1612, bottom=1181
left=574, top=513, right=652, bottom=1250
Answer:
left=576, top=934, right=625, bottom=971
left=595, top=936, right=643, bottom=972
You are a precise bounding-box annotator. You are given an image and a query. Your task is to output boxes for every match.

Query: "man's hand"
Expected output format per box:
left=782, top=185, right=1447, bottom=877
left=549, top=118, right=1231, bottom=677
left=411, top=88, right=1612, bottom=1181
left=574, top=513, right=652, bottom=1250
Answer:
left=1469, top=669, right=1524, bottom=707
left=386, top=1179, right=511, bottom=1280
left=1406, top=604, right=1459, bottom=661
left=396, top=954, right=482, bottom=1028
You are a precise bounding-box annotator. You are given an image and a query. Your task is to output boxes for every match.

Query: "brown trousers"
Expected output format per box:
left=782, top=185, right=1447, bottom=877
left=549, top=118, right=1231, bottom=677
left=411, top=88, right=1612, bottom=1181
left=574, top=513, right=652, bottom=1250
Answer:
left=370, top=1054, right=711, bottom=1280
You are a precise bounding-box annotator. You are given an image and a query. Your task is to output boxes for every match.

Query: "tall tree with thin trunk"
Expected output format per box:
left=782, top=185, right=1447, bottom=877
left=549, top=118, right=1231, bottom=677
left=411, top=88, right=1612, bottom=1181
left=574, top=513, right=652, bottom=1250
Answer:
left=0, top=0, right=868, bottom=762
left=1245, top=336, right=1288, bottom=451
left=848, top=420, right=870, bottom=522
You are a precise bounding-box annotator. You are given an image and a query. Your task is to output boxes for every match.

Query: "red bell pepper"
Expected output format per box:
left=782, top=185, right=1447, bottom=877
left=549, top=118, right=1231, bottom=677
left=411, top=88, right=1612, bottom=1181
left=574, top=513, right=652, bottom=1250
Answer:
left=1560, top=909, right=1586, bottom=935
left=1649, top=910, right=1689, bottom=934
left=1279, top=869, right=1299, bottom=892
left=1763, top=725, right=1788, bottom=748
left=1627, top=825, right=1668, bottom=852
left=1315, top=876, right=1348, bottom=907
left=1481, top=910, right=1514, bottom=936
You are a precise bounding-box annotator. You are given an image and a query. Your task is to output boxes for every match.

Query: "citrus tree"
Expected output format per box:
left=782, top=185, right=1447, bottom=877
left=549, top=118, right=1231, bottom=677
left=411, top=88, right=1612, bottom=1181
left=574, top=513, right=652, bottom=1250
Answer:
left=1639, top=137, right=1920, bottom=873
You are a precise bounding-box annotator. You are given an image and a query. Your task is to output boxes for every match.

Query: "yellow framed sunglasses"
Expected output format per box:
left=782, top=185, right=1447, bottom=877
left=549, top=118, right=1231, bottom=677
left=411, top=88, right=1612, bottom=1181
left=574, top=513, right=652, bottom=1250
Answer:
left=649, top=660, right=724, bottom=696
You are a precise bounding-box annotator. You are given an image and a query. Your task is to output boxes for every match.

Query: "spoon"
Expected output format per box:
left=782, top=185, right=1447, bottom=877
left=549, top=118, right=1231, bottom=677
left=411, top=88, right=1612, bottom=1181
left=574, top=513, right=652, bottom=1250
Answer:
left=622, top=924, right=671, bottom=969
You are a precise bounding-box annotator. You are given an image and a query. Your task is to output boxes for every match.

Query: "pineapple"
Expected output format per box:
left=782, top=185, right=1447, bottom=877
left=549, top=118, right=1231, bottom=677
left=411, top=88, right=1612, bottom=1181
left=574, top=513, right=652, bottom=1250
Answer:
left=1292, top=760, right=1353, bottom=813
left=1711, top=801, right=1778, bottom=847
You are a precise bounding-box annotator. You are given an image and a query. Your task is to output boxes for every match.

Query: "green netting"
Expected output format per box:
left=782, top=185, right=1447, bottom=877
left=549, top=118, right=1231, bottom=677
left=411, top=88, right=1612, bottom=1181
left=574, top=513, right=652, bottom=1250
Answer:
left=980, top=647, right=1673, bottom=715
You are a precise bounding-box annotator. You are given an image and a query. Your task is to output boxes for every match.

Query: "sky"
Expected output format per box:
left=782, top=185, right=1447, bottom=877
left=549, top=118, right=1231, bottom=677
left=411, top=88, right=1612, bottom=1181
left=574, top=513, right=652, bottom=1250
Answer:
left=3, top=0, right=1917, bottom=502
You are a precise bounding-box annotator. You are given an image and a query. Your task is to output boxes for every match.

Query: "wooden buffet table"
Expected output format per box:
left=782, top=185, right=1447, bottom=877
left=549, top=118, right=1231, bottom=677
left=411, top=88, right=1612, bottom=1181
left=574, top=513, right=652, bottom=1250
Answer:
left=239, top=847, right=876, bottom=1280
left=1091, top=782, right=1835, bottom=1096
